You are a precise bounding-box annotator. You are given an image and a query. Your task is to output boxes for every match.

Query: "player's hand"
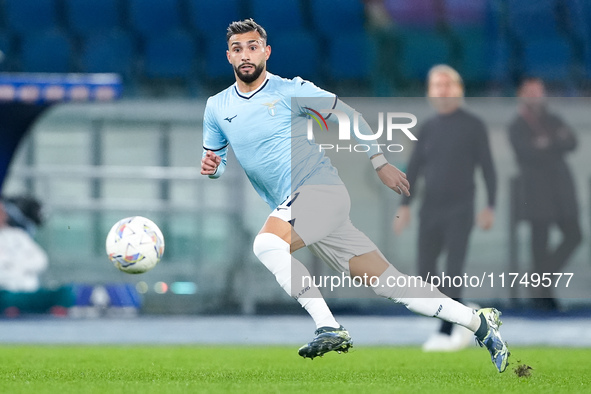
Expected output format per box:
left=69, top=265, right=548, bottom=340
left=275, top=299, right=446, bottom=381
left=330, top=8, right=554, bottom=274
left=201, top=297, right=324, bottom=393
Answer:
left=477, top=207, right=495, bottom=230
left=377, top=164, right=410, bottom=197
left=393, top=205, right=411, bottom=235
left=201, top=150, right=221, bottom=175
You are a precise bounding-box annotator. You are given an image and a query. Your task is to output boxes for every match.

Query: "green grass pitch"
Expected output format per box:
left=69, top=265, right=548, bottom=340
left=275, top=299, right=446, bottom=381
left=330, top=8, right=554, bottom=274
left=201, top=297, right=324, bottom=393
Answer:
left=1, top=345, right=590, bottom=393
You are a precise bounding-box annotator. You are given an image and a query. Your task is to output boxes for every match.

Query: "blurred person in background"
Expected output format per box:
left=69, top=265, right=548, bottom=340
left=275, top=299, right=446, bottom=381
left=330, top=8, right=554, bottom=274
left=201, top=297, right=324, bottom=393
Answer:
left=508, top=78, right=581, bottom=311
left=0, top=197, right=72, bottom=316
left=0, top=198, right=48, bottom=293
left=394, top=65, right=497, bottom=352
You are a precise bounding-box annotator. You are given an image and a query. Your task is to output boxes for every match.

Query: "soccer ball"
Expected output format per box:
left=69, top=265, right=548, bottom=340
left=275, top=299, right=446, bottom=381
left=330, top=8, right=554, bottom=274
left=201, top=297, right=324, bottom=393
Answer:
left=105, top=216, right=165, bottom=274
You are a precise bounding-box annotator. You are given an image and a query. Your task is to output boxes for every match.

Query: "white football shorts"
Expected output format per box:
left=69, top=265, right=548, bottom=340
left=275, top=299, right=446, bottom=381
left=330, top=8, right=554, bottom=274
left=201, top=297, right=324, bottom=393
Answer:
left=269, top=184, right=377, bottom=274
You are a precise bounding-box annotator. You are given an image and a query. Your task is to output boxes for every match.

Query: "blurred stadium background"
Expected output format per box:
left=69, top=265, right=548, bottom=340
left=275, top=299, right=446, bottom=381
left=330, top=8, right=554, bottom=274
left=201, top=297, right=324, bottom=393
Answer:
left=0, top=0, right=590, bottom=97
left=0, top=0, right=590, bottom=327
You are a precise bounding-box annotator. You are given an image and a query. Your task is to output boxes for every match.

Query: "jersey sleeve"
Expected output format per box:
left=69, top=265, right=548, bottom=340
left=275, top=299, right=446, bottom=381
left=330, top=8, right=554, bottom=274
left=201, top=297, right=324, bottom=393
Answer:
left=202, top=98, right=228, bottom=179
left=293, top=77, right=384, bottom=159
left=292, top=77, right=337, bottom=117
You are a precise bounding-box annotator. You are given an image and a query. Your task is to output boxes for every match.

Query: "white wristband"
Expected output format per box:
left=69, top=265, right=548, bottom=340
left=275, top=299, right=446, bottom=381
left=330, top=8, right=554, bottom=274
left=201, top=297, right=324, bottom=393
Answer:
left=371, top=154, right=388, bottom=170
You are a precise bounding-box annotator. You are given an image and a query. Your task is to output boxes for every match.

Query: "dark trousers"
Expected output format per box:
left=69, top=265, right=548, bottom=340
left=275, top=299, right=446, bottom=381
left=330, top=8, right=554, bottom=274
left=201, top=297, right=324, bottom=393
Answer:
left=530, top=216, right=582, bottom=299
left=418, top=205, right=474, bottom=334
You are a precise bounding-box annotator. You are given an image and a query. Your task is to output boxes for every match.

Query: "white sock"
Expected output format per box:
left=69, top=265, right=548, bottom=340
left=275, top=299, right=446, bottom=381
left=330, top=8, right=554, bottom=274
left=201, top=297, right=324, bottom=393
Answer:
left=253, top=233, right=339, bottom=329
left=298, top=297, right=340, bottom=329
left=372, top=265, right=481, bottom=332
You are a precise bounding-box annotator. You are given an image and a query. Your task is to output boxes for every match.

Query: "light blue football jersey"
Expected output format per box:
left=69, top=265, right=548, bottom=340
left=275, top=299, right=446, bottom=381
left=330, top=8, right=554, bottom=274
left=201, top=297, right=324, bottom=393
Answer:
left=202, top=72, right=343, bottom=209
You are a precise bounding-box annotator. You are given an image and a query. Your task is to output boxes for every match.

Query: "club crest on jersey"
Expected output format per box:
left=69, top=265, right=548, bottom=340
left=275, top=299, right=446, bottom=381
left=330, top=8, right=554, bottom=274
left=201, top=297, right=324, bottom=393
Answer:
left=262, top=99, right=280, bottom=116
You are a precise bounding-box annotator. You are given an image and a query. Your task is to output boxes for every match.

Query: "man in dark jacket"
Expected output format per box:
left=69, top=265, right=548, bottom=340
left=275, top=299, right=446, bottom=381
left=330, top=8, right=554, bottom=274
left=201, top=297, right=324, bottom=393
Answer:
left=508, top=78, right=582, bottom=310
left=394, top=65, right=497, bottom=351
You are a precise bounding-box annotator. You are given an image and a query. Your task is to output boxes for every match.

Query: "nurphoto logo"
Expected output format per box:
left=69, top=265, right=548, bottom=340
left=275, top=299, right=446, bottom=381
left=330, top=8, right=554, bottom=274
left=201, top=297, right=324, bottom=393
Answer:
left=304, top=108, right=418, bottom=153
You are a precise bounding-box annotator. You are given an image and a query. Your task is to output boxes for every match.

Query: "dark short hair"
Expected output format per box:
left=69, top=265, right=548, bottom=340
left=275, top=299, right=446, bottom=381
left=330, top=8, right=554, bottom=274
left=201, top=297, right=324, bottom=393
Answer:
left=226, top=19, right=267, bottom=43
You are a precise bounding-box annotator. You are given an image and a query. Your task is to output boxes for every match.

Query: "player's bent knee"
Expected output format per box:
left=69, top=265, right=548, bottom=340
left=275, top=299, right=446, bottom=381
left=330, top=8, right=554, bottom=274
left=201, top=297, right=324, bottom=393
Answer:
left=253, top=232, right=290, bottom=260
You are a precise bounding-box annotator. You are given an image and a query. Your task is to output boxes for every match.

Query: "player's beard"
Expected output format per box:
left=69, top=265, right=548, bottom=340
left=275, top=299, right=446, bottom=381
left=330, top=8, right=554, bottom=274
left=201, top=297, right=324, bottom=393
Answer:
left=235, top=62, right=265, bottom=84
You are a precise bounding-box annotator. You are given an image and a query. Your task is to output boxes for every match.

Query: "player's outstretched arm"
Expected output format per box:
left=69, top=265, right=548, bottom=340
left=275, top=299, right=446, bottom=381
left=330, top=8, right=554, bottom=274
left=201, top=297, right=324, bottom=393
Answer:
left=372, top=154, right=410, bottom=196
left=201, top=150, right=222, bottom=176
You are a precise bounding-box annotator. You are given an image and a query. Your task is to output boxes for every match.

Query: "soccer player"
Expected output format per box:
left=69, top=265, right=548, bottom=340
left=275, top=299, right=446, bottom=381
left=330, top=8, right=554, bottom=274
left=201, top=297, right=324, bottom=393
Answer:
left=201, top=19, right=509, bottom=372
